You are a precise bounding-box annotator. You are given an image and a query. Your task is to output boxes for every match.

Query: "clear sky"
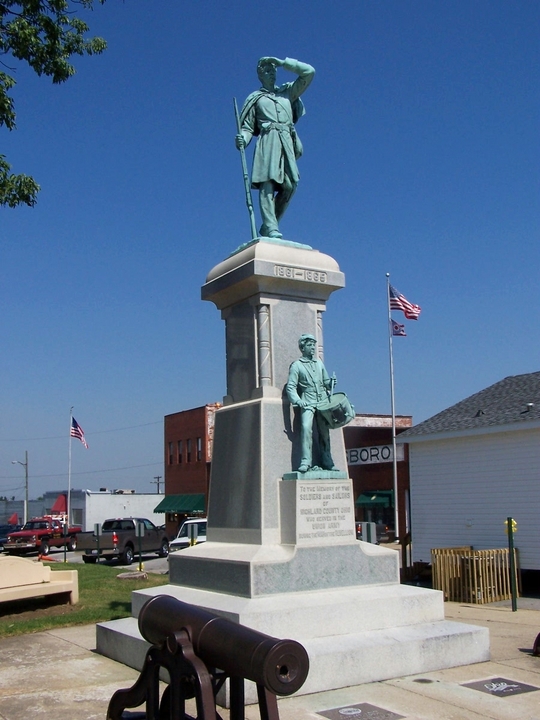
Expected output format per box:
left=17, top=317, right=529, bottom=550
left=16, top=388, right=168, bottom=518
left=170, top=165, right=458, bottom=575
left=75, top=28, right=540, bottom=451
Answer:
left=1, top=1, right=538, bottom=500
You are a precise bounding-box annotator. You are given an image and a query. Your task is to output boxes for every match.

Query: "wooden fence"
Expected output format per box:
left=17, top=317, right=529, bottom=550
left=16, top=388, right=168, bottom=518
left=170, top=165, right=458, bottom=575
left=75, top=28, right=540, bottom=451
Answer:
left=431, top=547, right=520, bottom=604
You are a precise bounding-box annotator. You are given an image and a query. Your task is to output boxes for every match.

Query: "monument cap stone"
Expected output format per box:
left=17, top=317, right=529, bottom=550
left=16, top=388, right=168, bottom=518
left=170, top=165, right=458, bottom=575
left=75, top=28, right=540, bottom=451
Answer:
left=202, top=240, right=345, bottom=310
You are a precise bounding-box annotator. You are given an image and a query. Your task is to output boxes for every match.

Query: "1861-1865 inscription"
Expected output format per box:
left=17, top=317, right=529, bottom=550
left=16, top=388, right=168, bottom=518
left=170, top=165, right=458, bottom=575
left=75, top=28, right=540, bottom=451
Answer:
left=274, top=265, right=328, bottom=283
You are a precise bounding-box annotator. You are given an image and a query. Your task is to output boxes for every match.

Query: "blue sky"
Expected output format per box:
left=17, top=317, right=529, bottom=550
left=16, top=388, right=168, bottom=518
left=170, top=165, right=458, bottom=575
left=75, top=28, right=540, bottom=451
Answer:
left=1, top=1, right=538, bottom=499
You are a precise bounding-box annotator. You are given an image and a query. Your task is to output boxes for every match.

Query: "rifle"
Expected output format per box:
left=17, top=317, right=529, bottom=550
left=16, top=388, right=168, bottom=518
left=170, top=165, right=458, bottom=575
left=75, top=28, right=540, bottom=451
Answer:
left=233, top=97, right=258, bottom=241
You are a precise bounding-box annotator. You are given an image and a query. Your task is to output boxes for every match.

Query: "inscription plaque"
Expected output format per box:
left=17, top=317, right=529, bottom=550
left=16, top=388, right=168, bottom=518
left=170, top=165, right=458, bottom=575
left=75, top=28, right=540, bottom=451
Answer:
left=280, top=478, right=356, bottom=547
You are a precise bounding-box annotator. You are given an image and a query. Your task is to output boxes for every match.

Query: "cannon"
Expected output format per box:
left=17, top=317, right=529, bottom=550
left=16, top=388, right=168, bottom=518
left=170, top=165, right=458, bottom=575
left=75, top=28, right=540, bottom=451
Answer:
left=107, top=595, right=310, bottom=720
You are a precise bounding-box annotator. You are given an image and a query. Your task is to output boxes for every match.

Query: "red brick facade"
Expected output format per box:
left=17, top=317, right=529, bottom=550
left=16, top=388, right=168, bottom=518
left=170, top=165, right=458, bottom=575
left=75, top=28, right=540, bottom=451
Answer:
left=163, top=403, right=220, bottom=535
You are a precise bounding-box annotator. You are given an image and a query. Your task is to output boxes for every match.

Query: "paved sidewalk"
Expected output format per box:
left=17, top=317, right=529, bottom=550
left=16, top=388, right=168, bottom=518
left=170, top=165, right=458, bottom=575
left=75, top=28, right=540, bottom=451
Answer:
left=0, top=599, right=539, bottom=719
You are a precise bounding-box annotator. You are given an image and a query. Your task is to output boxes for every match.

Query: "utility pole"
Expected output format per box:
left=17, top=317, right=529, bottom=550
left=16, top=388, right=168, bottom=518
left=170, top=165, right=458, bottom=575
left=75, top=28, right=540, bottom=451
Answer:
left=12, top=450, right=29, bottom=524
left=151, top=476, right=163, bottom=493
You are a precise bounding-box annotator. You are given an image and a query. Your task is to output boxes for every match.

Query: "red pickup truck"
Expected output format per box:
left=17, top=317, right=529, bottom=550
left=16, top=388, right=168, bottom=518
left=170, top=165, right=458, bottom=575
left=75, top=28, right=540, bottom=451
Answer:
left=4, top=515, right=81, bottom=556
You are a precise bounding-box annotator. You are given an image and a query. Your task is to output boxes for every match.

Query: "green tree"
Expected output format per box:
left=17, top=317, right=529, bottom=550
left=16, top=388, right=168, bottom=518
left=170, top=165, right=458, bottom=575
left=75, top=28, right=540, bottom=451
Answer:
left=0, top=1, right=107, bottom=207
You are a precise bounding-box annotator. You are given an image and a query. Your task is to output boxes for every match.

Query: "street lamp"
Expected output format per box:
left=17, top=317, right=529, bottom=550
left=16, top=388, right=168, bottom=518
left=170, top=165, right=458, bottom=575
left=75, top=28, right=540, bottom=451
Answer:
left=11, top=450, right=28, bottom=524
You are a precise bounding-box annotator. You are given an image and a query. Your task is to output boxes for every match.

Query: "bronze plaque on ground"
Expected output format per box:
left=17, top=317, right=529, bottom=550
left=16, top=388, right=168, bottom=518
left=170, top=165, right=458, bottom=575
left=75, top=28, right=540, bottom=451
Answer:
left=462, top=676, right=540, bottom=697
left=317, top=702, right=405, bottom=719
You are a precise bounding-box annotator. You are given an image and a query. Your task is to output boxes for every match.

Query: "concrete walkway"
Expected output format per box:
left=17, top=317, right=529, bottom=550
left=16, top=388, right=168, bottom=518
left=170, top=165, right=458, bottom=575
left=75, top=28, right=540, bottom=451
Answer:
left=0, top=598, right=539, bottom=719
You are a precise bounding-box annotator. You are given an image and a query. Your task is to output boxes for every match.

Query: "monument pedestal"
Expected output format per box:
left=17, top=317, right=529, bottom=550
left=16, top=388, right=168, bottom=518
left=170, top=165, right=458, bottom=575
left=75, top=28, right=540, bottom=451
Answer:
left=97, top=240, right=489, bottom=699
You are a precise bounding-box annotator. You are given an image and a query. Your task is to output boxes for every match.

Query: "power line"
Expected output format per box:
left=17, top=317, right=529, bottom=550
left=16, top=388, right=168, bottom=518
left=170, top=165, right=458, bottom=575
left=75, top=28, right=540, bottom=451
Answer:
left=0, top=461, right=162, bottom=481
left=0, top=483, right=25, bottom=492
left=0, top=420, right=162, bottom=442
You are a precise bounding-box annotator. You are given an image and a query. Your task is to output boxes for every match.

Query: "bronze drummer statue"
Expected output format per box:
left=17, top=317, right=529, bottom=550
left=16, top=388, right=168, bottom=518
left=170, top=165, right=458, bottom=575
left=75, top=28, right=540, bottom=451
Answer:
left=286, top=334, right=354, bottom=473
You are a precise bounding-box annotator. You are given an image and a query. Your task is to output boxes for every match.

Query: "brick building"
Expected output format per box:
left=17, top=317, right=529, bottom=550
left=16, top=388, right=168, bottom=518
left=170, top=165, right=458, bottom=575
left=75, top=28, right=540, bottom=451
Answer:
left=157, top=403, right=220, bottom=536
left=343, top=414, right=412, bottom=540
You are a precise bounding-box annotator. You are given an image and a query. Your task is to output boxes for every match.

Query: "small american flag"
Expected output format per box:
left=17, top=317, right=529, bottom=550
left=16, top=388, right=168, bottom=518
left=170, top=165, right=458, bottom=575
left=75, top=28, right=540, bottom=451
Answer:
left=71, top=417, right=88, bottom=448
left=391, top=319, right=407, bottom=336
left=389, top=284, right=421, bottom=320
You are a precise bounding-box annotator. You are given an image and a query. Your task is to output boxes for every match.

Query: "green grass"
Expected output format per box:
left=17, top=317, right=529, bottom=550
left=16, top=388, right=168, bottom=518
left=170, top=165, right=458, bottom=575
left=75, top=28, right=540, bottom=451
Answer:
left=0, top=562, right=169, bottom=637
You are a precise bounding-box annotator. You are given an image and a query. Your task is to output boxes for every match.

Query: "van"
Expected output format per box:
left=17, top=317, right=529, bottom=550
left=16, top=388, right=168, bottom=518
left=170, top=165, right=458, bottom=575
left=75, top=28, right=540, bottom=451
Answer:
left=169, top=518, right=207, bottom=552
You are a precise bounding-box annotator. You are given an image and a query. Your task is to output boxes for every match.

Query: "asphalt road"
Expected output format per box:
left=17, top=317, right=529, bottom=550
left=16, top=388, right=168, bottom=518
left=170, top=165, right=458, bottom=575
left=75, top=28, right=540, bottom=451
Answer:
left=1, top=547, right=171, bottom=574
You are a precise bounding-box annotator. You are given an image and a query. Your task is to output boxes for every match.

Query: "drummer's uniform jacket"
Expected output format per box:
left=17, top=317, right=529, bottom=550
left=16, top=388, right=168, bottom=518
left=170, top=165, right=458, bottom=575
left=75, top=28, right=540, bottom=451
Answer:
left=286, top=357, right=332, bottom=408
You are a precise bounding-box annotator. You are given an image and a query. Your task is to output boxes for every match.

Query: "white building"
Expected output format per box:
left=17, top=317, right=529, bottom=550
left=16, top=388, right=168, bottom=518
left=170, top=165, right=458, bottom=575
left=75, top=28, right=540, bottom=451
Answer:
left=42, top=489, right=164, bottom=532
left=398, top=372, right=540, bottom=571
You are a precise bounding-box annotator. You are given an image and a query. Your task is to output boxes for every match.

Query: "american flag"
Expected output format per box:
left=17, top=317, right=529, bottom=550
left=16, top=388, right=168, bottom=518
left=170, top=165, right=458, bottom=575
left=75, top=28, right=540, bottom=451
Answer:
left=391, top=319, right=407, bottom=336
left=71, top=417, right=88, bottom=448
left=389, top=285, right=421, bottom=320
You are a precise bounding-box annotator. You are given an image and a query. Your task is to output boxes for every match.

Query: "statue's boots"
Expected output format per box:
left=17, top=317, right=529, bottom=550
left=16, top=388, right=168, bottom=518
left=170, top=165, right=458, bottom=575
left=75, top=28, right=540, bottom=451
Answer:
left=321, top=452, right=337, bottom=471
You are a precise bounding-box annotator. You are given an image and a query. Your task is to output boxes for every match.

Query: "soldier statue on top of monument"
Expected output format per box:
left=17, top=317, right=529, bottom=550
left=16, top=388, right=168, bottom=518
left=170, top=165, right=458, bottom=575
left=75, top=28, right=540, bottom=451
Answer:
left=235, top=56, right=315, bottom=240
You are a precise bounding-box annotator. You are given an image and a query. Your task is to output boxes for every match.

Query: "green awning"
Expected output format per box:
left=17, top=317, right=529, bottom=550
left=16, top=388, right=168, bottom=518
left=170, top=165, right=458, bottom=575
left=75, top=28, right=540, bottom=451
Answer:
left=154, top=494, right=206, bottom=514
left=356, top=491, right=393, bottom=508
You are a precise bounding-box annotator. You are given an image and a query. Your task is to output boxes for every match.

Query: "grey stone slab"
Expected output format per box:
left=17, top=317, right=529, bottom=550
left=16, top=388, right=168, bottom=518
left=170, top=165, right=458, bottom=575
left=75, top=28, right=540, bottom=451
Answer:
left=129, top=583, right=447, bottom=636
left=283, top=470, right=349, bottom=480
left=168, top=539, right=399, bottom=596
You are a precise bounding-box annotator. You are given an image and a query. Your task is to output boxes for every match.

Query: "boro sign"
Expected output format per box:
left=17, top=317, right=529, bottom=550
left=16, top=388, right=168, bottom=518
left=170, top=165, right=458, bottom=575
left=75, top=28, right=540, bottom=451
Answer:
left=346, top=444, right=404, bottom=466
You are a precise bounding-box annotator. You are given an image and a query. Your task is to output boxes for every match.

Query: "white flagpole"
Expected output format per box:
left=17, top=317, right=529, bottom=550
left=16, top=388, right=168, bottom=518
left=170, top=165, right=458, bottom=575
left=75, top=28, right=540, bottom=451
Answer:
left=68, top=406, right=73, bottom=525
left=386, top=273, right=400, bottom=541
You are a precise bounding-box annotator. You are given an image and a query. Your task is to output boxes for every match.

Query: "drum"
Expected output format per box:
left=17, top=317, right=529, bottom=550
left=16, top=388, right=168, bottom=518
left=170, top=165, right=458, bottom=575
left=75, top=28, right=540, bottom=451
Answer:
left=317, top=392, right=355, bottom=428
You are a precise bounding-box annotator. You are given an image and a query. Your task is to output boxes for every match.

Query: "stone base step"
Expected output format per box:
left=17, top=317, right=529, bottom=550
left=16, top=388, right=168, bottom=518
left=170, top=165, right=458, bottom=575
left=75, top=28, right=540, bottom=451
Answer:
left=96, top=582, right=490, bottom=701
left=129, top=582, right=445, bottom=637
left=97, top=615, right=489, bottom=701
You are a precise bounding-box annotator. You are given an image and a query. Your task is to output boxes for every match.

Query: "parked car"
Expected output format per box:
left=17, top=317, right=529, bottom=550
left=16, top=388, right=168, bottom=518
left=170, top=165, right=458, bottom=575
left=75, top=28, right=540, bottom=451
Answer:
left=356, top=521, right=393, bottom=544
left=169, top=518, right=207, bottom=552
left=0, top=524, right=21, bottom=552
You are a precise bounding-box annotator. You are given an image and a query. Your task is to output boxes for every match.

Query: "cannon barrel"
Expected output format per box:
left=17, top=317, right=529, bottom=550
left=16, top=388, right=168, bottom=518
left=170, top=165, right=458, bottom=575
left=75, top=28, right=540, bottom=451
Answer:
left=138, top=595, right=309, bottom=696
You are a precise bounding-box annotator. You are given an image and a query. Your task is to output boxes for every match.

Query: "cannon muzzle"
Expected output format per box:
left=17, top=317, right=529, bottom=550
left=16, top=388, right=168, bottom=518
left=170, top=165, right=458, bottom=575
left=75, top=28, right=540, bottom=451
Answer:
left=138, top=595, right=309, bottom=696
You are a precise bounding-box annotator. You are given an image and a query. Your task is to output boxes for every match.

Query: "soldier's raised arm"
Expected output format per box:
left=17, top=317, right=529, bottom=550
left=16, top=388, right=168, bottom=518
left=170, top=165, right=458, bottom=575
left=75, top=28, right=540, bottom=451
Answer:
left=280, top=57, right=315, bottom=101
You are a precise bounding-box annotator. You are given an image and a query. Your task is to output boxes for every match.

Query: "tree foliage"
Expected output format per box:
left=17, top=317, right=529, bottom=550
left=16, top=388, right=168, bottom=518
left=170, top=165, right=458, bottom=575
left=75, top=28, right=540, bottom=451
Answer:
left=0, top=1, right=107, bottom=207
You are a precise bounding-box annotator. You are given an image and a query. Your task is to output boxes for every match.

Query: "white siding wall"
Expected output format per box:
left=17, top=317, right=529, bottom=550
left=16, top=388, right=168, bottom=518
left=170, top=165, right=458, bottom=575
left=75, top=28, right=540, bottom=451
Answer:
left=409, top=427, right=540, bottom=570
left=84, top=494, right=164, bottom=531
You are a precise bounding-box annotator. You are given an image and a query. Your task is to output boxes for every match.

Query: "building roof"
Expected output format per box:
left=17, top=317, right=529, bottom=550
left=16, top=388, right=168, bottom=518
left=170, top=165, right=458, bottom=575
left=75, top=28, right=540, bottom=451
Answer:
left=399, top=371, right=540, bottom=440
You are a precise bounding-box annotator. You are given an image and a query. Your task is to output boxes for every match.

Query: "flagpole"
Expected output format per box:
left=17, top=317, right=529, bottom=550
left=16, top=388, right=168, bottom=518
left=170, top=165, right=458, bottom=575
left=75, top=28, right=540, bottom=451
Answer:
left=68, top=406, right=73, bottom=526
left=386, top=273, right=400, bottom=541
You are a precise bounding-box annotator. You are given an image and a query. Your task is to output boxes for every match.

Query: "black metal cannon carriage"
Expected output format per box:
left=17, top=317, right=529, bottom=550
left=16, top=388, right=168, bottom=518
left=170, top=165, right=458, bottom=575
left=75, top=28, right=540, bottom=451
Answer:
left=107, top=595, right=310, bottom=720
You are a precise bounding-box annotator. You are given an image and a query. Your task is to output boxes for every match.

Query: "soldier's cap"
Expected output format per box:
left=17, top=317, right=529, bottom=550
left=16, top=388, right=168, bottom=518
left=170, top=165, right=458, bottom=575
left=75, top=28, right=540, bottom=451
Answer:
left=257, top=57, right=276, bottom=72
left=298, top=333, right=316, bottom=349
